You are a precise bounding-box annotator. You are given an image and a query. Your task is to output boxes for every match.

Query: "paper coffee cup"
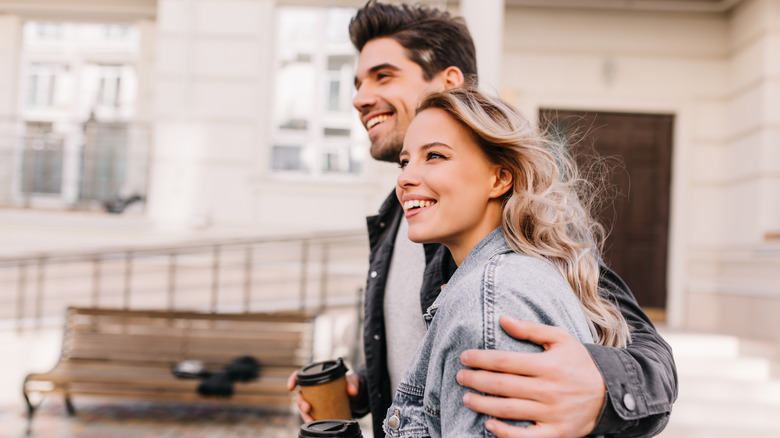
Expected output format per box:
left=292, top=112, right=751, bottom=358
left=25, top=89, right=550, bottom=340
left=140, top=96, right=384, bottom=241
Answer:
left=298, top=420, right=363, bottom=438
left=297, top=358, right=351, bottom=421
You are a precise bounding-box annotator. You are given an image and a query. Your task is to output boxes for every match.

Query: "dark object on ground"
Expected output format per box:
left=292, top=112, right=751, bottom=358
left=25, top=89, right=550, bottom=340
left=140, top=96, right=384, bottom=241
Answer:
left=103, top=194, right=144, bottom=214
left=197, top=356, right=261, bottom=396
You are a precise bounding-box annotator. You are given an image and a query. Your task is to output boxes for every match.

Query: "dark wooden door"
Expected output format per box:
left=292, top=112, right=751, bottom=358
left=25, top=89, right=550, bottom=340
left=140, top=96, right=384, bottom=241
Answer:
left=539, top=110, right=673, bottom=315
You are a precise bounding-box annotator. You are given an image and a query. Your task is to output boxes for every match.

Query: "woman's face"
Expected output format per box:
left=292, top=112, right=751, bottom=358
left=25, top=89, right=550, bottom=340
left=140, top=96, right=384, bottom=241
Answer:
left=397, top=108, right=511, bottom=264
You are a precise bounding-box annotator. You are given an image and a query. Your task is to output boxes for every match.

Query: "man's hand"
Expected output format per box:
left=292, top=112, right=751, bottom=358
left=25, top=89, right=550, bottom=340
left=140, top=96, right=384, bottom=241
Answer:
left=457, top=316, right=606, bottom=438
left=287, top=370, right=362, bottom=422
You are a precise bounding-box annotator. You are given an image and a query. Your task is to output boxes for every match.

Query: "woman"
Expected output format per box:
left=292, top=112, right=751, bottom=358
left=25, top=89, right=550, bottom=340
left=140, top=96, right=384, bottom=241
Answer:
left=386, top=88, right=630, bottom=437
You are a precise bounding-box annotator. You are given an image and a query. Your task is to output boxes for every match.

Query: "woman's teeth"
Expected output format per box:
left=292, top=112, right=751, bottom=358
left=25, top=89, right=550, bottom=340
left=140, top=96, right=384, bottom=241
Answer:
left=366, top=114, right=389, bottom=130
left=403, top=199, right=436, bottom=211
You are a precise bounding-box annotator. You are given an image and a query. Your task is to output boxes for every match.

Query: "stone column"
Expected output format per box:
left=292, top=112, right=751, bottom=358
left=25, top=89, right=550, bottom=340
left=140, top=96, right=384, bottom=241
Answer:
left=147, top=0, right=274, bottom=228
left=0, top=15, right=22, bottom=204
left=459, top=0, right=505, bottom=94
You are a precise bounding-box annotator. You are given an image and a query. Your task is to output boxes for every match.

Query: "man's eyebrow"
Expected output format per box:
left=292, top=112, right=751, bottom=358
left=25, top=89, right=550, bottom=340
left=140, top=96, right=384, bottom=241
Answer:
left=354, top=63, right=401, bottom=88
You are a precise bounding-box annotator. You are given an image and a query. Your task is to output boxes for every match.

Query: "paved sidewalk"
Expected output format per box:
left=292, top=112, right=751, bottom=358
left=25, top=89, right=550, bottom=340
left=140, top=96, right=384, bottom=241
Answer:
left=2, top=400, right=304, bottom=438
left=4, top=325, right=780, bottom=438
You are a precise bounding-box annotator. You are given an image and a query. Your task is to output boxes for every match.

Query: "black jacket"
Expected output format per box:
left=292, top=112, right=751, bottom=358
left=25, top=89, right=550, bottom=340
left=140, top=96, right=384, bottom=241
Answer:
left=354, top=192, right=677, bottom=438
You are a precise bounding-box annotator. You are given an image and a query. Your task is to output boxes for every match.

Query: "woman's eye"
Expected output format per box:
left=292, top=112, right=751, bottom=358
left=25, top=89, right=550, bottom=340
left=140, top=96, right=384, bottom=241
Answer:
left=426, top=152, right=445, bottom=161
left=398, top=159, right=408, bottom=169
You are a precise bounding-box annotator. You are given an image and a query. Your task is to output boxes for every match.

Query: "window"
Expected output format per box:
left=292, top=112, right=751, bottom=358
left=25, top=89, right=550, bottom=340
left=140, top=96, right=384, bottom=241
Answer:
left=26, top=63, right=62, bottom=108
left=21, top=122, right=63, bottom=195
left=96, top=65, right=123, bottom=107
left=272, top=7, right=365, bottom=177
left=35, top=22, right=64, bottom=40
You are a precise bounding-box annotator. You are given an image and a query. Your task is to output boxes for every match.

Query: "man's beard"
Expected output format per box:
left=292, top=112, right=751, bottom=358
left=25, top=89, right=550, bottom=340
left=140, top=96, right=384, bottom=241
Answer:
left=369, top=130, right=404, bottom=163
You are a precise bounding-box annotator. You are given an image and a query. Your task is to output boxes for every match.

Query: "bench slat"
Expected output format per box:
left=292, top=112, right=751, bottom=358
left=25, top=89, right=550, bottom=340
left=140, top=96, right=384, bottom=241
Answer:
left=24, top=306, right=318, bottom=424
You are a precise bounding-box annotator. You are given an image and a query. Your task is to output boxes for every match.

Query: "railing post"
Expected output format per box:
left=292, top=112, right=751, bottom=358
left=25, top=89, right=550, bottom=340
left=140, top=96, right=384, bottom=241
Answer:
left=123, top=251, right=133, bottom=309
left=319, top=242, right=329, bottom=313
left=243, top=246, right=252, bottom=313
left=167, top=252, right=177, bottom=311
left=211, top=245, right=220, bottom=313
left=299, top=240, right=309, bottom=311
left=16, top=262, right=26, bottom=333
left=35, top=257, right=45, bottom=329
left=91, top=256, right=101, bottom=307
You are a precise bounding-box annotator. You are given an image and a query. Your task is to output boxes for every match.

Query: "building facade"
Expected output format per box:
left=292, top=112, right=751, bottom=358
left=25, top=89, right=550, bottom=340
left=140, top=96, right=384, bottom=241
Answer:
left=0, top=0, right=778, bottom=341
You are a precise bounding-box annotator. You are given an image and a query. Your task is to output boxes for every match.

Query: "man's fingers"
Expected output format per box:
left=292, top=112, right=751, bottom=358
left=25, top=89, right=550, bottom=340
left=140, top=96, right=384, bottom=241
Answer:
left=485, top=419, right=552, bottom=438
left=460, top=348, right=548, bottom=376
left=462, top=391, right=543, bottom=421
left=457, top=369, right=545, bottom=401
left=498, top=316, right=569, bottom=349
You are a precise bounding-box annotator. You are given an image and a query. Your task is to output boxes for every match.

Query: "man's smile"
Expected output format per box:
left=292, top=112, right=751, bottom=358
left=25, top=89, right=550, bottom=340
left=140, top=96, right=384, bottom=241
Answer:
left=366, top=114, right=391, bottom=130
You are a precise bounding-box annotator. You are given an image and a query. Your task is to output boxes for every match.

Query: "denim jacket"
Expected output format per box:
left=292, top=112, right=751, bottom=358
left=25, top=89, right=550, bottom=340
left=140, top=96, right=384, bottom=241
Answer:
left=360, top=191, right=677, bottom=438
left=383, top=228, right=594, bottom=438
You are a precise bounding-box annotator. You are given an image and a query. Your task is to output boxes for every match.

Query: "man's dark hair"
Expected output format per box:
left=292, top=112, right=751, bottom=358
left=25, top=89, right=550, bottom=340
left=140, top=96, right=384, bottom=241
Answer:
left=349, top=0, right=477, bottom=82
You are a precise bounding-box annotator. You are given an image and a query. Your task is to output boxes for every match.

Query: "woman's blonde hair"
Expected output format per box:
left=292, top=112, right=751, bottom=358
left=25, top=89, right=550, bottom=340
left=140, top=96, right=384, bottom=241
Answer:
left=417, top=88, right=630, bottom=347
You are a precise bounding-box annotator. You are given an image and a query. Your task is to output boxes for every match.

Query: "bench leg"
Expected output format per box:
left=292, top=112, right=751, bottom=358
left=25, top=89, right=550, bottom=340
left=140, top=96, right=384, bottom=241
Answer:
left=64, top=395, right=76, bottom=416
left=22, top=388, right=35, bottom=436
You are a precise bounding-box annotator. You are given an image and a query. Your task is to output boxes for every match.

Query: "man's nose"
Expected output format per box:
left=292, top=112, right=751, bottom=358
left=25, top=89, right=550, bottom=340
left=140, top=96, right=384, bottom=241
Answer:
left=353, top=84, right=376, bottom=111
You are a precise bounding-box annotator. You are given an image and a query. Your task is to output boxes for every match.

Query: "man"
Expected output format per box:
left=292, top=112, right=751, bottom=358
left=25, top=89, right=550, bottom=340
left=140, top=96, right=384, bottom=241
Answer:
left=289, top=2, right=677, bottom=437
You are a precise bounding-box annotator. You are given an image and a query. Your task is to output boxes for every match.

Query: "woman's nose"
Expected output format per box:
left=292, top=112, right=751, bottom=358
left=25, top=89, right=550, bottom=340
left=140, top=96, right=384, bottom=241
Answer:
left=397, top=163, right=419, bottom=188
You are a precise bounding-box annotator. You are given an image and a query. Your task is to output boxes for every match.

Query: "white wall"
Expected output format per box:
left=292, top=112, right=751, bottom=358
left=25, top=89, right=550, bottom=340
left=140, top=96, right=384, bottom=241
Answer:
left=499, top=6, right=734, bottom=328
left=148, top=0, right=274, bottom=229
left=685, top=0, right=780, bottom=339
left=148, top=0, right=396, bottom=234
left=0, top=14, right=22, bottom=205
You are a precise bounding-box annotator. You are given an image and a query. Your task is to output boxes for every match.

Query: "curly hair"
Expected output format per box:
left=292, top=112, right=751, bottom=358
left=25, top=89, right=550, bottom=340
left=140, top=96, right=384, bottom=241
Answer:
left=349, top=0, right=477, bottom=82
left=416, top=88, right=631, bottom=348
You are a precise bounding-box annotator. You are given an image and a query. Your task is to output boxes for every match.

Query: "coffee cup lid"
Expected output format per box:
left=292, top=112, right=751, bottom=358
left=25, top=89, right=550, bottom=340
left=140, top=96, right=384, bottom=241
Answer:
left=297, top=358, right=348, bottom=386
left=299, top=420, right=362, bottom=437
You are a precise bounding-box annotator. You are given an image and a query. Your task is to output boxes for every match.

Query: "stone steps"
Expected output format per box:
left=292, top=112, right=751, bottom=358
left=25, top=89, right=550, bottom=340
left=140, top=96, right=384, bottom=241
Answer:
left=657, top=329, right=780, bottom=437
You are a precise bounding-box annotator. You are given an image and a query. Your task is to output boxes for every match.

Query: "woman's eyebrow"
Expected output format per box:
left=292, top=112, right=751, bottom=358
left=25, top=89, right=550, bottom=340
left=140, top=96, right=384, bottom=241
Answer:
left=420, top=142, right=453, bottom=151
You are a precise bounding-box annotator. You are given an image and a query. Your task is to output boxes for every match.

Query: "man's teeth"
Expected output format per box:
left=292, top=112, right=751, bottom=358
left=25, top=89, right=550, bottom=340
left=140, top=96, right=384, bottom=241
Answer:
left=403, top=199, right=435, bottom=211
left=366, top=114, right=389, bottom=130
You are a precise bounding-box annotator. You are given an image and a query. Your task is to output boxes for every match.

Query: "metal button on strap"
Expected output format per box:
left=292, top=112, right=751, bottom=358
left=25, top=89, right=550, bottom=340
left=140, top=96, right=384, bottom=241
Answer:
left=388, top=410, right=401, bottom=430
left=370, top=271, right=378, bottom=278
left=623, top=393, right=636, bottom=411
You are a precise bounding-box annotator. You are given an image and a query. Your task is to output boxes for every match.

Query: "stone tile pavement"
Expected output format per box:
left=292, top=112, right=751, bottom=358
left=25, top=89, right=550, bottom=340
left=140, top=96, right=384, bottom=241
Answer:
left=2, top=312, right=779, bottom=438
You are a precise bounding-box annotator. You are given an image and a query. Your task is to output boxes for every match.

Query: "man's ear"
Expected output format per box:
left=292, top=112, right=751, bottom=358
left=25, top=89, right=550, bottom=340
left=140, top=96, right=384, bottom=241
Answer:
left=490, top=167, right=513, bottom=199
left=441, top=66, right=465, bottom=90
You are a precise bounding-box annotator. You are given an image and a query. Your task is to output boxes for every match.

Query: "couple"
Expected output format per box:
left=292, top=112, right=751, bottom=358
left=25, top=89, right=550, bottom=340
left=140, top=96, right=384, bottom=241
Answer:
left=289, top=2, right=676, bottom=437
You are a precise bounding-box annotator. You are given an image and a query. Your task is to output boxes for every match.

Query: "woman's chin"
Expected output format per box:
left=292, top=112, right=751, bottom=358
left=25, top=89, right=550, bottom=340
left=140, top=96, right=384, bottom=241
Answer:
left=407, top=230, right=436, bottom=245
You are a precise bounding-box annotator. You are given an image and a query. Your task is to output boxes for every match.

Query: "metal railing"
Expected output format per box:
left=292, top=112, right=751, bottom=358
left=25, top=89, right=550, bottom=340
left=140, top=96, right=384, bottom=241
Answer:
left=0, top=230, right=369, bottom=332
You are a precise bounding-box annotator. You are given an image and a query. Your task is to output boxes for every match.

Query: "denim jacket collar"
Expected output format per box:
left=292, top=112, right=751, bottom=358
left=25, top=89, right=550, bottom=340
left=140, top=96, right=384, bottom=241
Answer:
left=427, top=227, right=510, bottom=317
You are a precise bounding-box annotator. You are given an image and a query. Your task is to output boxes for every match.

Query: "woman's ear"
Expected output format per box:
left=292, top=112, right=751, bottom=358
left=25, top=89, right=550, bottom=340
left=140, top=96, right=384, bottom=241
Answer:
left=490, top=168, right=513, bottom=199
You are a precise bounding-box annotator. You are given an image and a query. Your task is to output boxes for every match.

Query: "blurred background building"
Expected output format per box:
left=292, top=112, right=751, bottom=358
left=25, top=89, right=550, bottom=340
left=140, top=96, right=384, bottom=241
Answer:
left=1, top=1, right=779, bottom=436
left=0, top=0, right=779, bottom=355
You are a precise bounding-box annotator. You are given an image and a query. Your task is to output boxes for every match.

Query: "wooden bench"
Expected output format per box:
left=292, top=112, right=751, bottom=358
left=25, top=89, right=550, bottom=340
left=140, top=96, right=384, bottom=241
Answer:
left=23, top=306, right=316, bottom=434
